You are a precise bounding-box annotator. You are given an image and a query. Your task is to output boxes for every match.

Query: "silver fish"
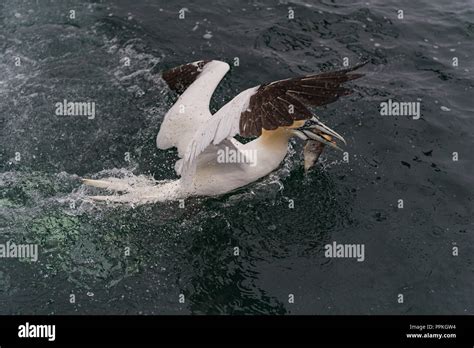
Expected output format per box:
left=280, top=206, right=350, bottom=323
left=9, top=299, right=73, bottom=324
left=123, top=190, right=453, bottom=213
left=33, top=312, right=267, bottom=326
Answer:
left=303, top=140, right=325, bottom=173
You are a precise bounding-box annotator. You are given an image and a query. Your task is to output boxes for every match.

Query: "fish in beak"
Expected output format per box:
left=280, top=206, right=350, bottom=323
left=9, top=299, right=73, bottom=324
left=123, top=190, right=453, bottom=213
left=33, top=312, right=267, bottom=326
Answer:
left=303, top=139, right=325, bottom=172
left=290, top=117, right=346, bottom=172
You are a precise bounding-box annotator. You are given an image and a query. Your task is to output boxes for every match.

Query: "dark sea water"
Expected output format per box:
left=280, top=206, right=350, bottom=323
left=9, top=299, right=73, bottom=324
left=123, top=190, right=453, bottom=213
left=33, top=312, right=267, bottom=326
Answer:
left=0, top=0, right=473, bottom=314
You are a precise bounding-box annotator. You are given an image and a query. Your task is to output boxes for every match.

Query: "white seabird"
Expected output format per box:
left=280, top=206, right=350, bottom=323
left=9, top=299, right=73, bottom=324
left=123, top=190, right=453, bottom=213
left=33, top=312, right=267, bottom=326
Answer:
left=83, top=60, right=365, bottom=203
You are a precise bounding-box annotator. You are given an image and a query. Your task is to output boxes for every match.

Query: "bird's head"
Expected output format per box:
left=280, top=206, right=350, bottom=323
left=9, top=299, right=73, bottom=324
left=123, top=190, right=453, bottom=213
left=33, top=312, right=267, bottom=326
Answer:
left=288, top=117, right=346, bottom=172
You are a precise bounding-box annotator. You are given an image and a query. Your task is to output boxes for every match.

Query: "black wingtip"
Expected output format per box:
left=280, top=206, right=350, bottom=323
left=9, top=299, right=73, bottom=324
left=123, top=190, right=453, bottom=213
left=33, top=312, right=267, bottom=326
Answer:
left=348, top=60, right=369, bottom=71
left=162, top=60, right=211, bottom=94
left=336, top=60, right=369, bottom=75
left=332, top=61, right=369, bottom=82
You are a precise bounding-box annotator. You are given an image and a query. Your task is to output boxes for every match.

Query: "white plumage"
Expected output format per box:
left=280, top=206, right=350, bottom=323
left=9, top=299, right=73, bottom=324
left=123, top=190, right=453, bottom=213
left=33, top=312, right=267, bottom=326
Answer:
left=83, top=60, right=364, bottom=203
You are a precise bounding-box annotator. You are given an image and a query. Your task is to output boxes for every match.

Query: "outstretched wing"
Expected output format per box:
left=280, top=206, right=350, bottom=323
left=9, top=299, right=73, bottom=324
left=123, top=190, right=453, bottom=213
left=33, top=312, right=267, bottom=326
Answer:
left=162, top=60, right=211, bottom=94
left=157, top=60, right=230, bottom=158
left=180, top=63, right=366, bottom=178
left=240, top=62, right=366, bottom=137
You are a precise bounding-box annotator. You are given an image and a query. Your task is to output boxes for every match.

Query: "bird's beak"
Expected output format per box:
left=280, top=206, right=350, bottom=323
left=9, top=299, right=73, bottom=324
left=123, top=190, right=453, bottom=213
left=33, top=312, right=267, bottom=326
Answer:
left=290, top=117, right=346, bottom=172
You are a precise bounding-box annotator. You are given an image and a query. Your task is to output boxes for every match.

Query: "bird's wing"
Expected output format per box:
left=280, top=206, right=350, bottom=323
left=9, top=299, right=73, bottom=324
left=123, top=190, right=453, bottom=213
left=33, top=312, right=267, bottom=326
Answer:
left=174, top=138, right=250, bottom=177
left=179, top=63, right=366, bottom=179
left=157, top=60, right=230, bottom=157
left=162, top=60, right=212, bottom=95
left=239, top=62, right=366, bottom=137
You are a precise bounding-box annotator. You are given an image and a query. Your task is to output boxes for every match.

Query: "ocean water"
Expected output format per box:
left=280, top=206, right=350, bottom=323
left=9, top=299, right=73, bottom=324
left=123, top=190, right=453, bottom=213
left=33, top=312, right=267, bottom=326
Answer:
left=0, top=0, right=473, bottom=314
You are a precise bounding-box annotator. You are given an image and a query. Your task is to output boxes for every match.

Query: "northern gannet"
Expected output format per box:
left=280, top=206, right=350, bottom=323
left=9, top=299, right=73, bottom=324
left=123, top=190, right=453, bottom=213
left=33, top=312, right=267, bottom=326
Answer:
left=83, top=60, right=365, bottom=203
